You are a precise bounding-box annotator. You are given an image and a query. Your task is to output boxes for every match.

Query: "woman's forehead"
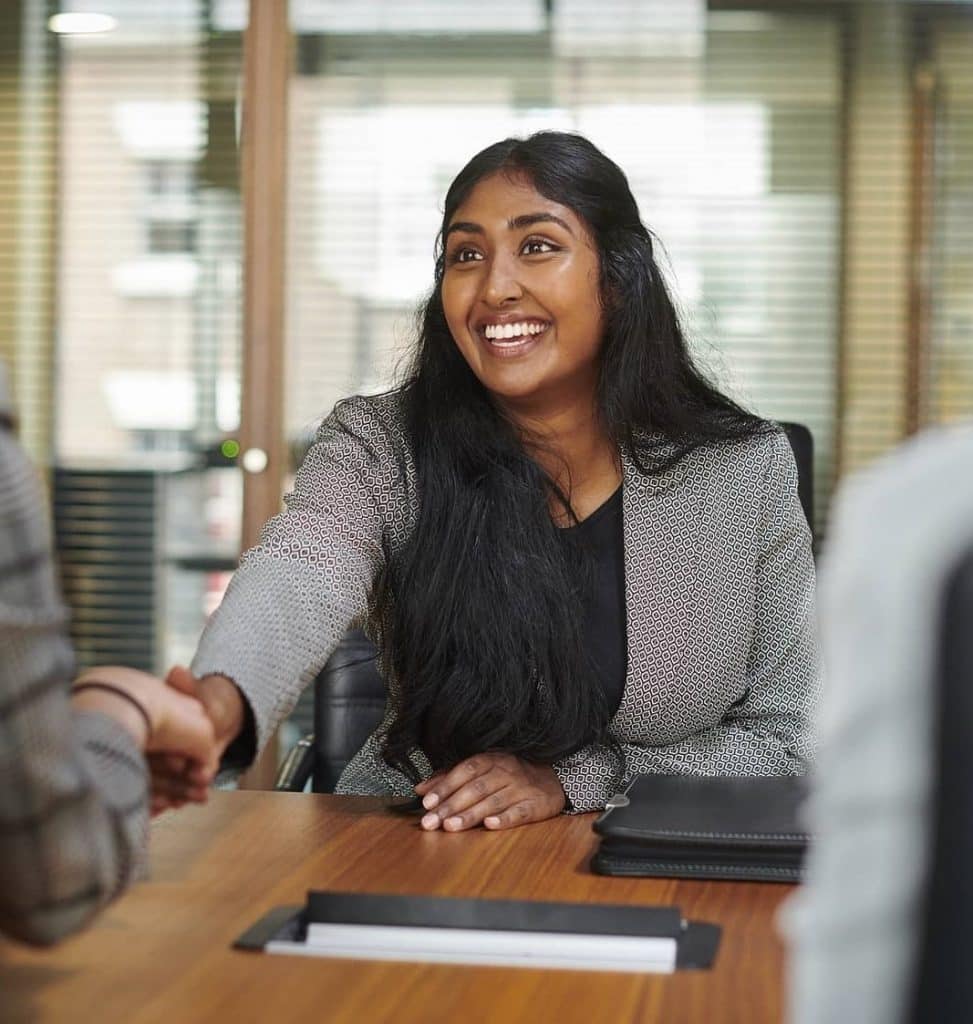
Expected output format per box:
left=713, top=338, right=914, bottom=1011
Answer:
left=448, top=171, right=583, bottom=231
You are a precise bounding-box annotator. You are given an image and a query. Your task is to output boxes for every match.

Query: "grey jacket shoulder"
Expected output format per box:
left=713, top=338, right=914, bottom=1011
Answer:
left=323, top=391, right=410, bottom=453
left=645, top=426, right=802, bottom=526
left=315, top=391, right=417, bottom=536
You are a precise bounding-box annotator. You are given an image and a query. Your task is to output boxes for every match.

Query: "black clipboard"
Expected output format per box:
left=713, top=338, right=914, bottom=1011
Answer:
left=234, top=890, right=720, bottom=971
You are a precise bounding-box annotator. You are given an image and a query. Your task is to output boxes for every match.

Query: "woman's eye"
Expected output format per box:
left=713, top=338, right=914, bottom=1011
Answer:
left=447, top=246, right=481, bottom=265
left=522, top=238, right=556, bottom=256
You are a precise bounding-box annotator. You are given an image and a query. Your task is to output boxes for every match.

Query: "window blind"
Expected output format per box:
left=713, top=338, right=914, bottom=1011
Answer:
left=3, top=0, right=246, bottom=673
left=928, top=13, right=973, bottom=426
left=0, top=0, right=59, bottom=464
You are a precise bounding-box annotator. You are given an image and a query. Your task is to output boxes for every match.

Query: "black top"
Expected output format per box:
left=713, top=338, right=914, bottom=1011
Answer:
left=559, top=485, right=627, bottom=717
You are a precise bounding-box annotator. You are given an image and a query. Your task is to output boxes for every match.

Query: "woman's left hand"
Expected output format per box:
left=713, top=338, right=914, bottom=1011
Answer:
left=414, top=753, right=566, bottom=831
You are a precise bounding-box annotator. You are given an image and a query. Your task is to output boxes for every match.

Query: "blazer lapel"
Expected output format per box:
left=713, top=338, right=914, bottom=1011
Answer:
left=615, top=448, right=701, bottom=734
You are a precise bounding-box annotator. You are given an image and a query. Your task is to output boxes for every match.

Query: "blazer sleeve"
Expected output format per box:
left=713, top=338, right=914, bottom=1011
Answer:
left=553, top=432, right=820, bottom=813
left=0, top=433, right=149, bottom=946
left=192, top=397, right=403, bottom=760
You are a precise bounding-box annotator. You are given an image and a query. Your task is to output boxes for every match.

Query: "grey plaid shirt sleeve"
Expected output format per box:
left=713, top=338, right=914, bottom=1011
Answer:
left=0, top=429, right=149, bottom=946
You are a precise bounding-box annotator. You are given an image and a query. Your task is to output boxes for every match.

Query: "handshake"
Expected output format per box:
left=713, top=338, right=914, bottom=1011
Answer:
left=71, top=665, right=244, bottom=815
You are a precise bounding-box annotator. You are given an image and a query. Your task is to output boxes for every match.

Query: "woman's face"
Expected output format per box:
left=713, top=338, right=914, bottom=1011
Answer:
left=441, top=172, right=605, bottom=416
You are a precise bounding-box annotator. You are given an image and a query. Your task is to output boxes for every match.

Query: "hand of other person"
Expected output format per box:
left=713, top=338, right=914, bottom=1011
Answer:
left=414, top=753, right=566, bottom=832
left=71, top=666, right=219, bottom=810
left=148, top=666, right=245, bottom=815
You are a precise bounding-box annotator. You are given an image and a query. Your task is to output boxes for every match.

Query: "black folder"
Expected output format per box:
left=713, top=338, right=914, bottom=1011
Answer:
left=592, top=774, right=809, bottom=883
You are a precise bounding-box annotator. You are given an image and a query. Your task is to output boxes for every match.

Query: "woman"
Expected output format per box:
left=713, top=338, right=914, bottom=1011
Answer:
left=172, top=131, right=817, bottom=828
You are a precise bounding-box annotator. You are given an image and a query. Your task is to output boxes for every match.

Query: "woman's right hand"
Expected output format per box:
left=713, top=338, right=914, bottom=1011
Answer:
left=148, top=667, right=245, bottom=815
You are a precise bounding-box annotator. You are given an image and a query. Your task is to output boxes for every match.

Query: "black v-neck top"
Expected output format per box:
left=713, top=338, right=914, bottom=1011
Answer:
left=559, top=485, right=627, bottom=717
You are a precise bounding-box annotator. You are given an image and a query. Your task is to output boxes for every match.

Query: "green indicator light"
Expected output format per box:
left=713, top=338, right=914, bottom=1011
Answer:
left=221, top=439, right=241, bottom=459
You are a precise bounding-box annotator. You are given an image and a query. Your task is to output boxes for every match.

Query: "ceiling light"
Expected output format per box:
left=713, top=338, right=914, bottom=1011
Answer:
left=48, top=12, right=118, bottom=35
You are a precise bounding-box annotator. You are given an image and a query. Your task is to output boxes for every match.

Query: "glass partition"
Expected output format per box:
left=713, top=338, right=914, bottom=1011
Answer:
left=50, top=0, right=245, bottom=671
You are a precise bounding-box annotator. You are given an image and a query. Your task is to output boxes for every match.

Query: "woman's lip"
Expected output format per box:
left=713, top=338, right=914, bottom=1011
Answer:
left=476, top=323, right=550, bottom=357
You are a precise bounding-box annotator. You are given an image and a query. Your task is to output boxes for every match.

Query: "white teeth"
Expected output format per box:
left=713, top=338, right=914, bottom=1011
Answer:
left=483, top=321, right=546, bottom=341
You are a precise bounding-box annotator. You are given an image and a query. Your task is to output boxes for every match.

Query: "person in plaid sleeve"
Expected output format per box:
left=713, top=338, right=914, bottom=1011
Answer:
left=0, top=362, right=218, bottom=946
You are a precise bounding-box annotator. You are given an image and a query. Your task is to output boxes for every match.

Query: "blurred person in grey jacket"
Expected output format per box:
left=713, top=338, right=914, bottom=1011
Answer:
left=784, top=421, right=973, bottom=1024
left=0, top=362, right=218, bottom=946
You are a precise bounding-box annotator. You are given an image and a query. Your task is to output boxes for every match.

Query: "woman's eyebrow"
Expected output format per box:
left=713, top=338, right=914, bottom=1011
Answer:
left=508, top=212, right=575, bottom=236
left=445, top=221, right=483, bottom=238
left=445, top=212, right=576, bottom=239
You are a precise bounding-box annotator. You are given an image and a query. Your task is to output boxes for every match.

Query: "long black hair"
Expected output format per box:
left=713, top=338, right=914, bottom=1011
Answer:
left=376, top=131, right=769, bottom=781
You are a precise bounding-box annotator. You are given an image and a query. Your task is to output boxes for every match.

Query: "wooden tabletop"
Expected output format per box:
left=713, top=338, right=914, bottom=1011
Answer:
left=0, top=792, right=794, bottom=1023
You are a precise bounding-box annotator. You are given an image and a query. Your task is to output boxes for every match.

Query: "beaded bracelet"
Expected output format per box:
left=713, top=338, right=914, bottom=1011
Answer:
left=71, top=681, right=153, bottom=739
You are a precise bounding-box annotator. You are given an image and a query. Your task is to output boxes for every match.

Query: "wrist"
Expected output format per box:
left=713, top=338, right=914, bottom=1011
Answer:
left=197, top=674, right=245, bottom=748
left=72, top=686, right=151, bottom=748
left=540, top=763, right=567, bottom=813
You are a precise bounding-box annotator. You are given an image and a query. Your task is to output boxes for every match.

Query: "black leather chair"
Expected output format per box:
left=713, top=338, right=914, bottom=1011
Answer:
left=780, top=421, right=815, bottom=540
left=908, top=541, right=973, bottom=1022
left=276, top=628, right=386, bottom=792
left=275, top=421, right=816, bottom=793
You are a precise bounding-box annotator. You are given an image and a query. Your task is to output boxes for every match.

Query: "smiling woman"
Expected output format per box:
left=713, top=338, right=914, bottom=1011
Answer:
left=441, top=179, right=604, bottom=416
left=176, top=132, right=819, bottom=831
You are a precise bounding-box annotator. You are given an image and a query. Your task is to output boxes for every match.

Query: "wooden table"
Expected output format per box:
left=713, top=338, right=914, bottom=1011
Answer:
left=0, top=792, right=794, bottom=1023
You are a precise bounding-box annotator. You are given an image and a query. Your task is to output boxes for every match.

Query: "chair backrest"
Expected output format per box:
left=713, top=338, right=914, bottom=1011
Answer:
left=311, top=423, right=817, bottom=792
left=908, top=541, right=973, bottom=1022
left=779, top=421, right=815, bottom=538
left=311, top=628, right=386, bottom=793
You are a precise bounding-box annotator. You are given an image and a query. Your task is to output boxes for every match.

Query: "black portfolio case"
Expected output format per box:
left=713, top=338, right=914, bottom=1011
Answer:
left=592, top=774, right=810, bottom=883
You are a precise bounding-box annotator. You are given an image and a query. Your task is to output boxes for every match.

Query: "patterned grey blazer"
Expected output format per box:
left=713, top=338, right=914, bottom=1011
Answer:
left=193, top=392, right=818, bottom=812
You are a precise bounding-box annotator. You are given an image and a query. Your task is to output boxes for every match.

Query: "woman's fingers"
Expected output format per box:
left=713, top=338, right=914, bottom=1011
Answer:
left=186, top=762, right=216, bottom=785
left=151, top=753, right=213, bottom=788
left=413, top=773, right=444, bottom=797
left=148, top=753, right=208, bottom=804
left=414, top=755, right=565, bottom=831
left=439, top=787, right=521, bottom=831
left=483, top=800, right=540, bottom=830
left=420, top=767, right=509, bottom=830
left=418, top=756, right=499, bottom=811
left=150, top=774, right=206, bottom=803
left=157, top=753, right=187, bottom=774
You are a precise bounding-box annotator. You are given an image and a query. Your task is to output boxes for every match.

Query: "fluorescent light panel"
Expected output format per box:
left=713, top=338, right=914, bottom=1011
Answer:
left=48, top=12, right=117, bottom=34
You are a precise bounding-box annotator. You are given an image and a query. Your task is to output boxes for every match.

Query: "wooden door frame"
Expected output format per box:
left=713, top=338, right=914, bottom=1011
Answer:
left=238, top=0, right=290, bottom=788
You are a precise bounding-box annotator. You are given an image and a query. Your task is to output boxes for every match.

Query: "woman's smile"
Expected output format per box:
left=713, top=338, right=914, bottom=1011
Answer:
left=476, top=317, right=552, bottom=357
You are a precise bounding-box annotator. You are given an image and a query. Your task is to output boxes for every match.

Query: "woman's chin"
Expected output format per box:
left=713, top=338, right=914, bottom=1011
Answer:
left=481, top=377, right=547, bottom=407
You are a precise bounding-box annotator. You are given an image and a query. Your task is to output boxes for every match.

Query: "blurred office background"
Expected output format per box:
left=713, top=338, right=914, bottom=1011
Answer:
left=1, top=0, right=970, bottom=764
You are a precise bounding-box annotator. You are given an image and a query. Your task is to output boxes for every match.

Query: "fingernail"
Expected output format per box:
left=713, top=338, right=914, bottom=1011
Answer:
left=444, top=816, right=462, bottom=830
left=422, top=793, right=439, bottom=810
left=485, top=816, right=500, bottom=828
left=421, top=813, right=440, bottom=830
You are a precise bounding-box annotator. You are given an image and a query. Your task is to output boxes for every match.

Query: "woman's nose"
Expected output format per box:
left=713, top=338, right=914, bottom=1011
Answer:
left=482, top=255, right=523, bottom=307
